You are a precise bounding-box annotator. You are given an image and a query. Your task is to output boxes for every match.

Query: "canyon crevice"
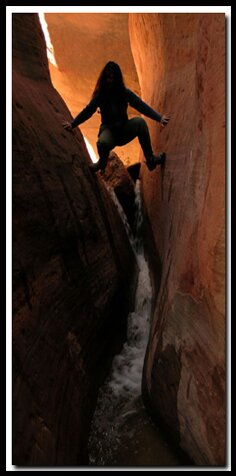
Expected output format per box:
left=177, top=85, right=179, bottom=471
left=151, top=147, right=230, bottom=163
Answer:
left=12, top=11, right=226, bottom=467
left=12, top=13, right=137, bottom=465
left=129, top=13, right=225, bottom=465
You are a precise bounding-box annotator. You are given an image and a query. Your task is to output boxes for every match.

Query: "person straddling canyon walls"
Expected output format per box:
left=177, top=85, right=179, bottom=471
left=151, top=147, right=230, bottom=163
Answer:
left=63, top=61, right=170, bottom=172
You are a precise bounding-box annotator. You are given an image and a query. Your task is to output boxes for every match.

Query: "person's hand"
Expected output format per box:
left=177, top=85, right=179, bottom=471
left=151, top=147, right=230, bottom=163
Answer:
left=62, top=120, right=73, bottom=131
left=160, top=115, right=171, bottom=128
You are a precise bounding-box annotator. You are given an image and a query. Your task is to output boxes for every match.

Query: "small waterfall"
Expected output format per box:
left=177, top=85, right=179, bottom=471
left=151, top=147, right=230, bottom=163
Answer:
left=88, top=180, right=189, bottom=467
left=88, top=180, right=152, bottom=465
left=88, top=181, right=188, bottom=468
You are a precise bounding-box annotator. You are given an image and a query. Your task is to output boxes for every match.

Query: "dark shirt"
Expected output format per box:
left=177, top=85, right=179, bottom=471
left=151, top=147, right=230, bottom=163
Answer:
left=70, top=88, right=162, bottom=129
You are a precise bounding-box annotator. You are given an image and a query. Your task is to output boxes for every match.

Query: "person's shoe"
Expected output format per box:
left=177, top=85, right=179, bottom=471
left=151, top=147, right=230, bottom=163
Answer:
left=89, top=161, right=104, bottom=173
left=146, top=152, right=166, bottom=171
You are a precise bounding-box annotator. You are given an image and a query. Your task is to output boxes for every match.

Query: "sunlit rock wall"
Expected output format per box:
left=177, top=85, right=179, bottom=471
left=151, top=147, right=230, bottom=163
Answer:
left=129, top=13, right=225, bottom=465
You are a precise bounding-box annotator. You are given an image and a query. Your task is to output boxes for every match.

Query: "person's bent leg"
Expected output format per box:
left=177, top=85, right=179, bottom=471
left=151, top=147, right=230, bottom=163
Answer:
left=117, top=117, right=165, bottom=170
left=117, top=117, right=153, bottom=157
left=92, top=126, right=116, bottom=172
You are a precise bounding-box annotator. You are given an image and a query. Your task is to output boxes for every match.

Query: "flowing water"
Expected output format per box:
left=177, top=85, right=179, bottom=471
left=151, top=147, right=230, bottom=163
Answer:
left=88, top=180, right=188, bottom=468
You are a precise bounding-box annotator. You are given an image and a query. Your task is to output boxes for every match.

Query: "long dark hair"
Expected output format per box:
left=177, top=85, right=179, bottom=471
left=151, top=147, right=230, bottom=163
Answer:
left=92, top=61, right=127, bottom=100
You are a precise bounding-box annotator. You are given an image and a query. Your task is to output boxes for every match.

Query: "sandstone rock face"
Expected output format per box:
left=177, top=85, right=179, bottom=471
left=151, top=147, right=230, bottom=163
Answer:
left=44, top=13, right=141, bottom=166
left=100, top=152, right=136, bottom=228
left=129, top=13, right=225, bottom=465
left=12, top=13, right=137, bottom=465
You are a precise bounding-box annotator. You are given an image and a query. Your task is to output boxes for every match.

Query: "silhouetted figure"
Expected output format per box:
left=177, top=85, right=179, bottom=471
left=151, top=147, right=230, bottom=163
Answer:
left=63, top=61, right=170, bottom=172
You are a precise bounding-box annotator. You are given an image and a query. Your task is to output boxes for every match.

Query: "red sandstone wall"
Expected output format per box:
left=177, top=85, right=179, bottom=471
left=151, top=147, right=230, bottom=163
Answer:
left=129, top=13, right=225, bottom=465
left=12, top=13, right=137, bottom=465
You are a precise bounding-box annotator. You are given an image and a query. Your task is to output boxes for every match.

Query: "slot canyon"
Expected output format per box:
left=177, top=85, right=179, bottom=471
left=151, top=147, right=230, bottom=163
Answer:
left=12, top=12, right=225, bottom=467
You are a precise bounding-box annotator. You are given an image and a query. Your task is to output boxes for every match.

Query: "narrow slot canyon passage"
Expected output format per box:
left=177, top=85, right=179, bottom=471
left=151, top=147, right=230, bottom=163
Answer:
left=40, top=13, right=190, bottom=466
left=12, top=12, right=226, bottom=468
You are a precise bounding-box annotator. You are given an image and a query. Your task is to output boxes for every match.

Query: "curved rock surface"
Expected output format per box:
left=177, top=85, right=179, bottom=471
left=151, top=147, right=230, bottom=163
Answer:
left=129, top=13, right=225, bottom=465
left=12, top=13, right=137, bottom=465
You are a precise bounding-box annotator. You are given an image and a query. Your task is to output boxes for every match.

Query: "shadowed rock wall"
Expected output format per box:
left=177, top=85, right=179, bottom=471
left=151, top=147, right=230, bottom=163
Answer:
left=13, top=13, right=137, bottom=465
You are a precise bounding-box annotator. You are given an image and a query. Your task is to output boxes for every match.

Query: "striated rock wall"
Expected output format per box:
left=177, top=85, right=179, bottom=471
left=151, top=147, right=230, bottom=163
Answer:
left=129, top=13, right=225, bottom=465
left=44, top=13, right=141, bottom=166
left=12, top=13, right=137, bottom=465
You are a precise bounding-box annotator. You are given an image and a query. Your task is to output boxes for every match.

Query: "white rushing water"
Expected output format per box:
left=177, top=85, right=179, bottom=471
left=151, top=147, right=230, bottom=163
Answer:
left=88, top=180, right=153, bottom=465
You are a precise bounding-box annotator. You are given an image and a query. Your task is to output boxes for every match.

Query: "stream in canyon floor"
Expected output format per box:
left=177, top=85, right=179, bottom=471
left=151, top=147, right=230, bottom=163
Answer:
left=88, top=180, right=189, bottom=468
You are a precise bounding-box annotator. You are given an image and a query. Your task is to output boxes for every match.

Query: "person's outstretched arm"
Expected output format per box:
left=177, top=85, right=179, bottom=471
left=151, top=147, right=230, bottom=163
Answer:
left=62, top=94, right=99, bottom=131
left=127, top=89, right=170, bottom=127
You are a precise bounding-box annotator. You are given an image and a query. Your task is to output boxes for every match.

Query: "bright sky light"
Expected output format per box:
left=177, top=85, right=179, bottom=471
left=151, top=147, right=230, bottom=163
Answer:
left=38, top=12, right=58, bottom=67
left=84, top=137, right=98, bottom=163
